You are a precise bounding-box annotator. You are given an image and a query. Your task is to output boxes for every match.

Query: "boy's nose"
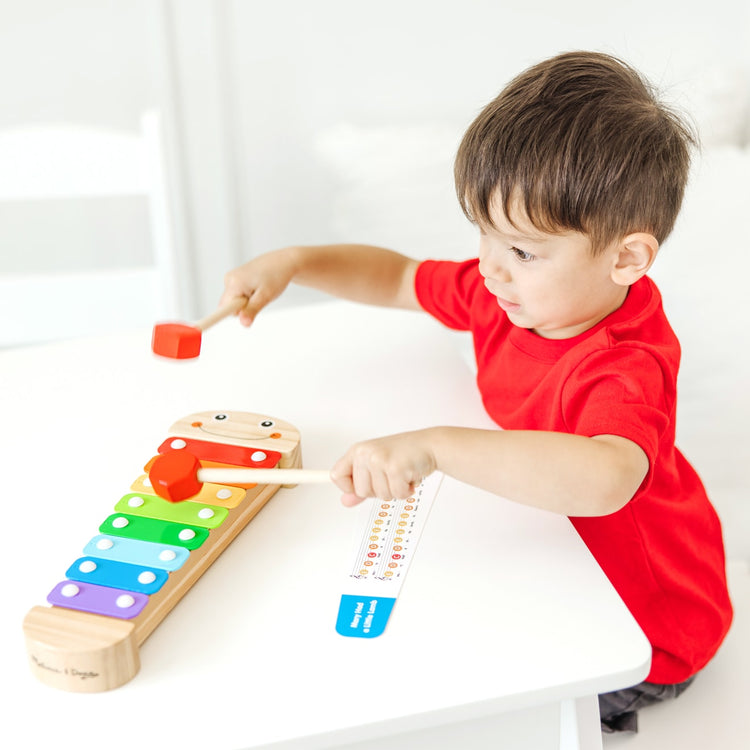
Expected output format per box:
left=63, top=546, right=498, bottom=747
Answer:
left=479, top=253, right=511, bottom=283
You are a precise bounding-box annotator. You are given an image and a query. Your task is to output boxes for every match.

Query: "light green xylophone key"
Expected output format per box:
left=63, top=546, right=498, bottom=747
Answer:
left=113, top=493, right=228, bottom=528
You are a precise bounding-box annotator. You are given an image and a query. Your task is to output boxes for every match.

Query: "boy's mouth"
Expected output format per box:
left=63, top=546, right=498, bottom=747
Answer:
left=496, top=296, right=521, bottom=313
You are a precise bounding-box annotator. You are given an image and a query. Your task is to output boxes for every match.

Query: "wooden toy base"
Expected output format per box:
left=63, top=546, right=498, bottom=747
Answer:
left=24, top=606, right=140, bottom=693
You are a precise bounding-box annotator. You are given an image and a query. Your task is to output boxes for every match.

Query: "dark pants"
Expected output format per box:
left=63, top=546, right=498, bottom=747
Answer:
left=598, top=676, right=695, bottom=733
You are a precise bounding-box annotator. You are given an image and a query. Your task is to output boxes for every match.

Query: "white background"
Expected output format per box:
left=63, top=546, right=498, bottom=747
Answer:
left=2, top=0, right=748, bottom=313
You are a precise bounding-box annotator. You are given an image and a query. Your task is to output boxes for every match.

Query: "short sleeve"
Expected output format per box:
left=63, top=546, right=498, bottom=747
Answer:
left=415, top=259, right=483, bottom=332
left=562, top=347, right=674, bottom=482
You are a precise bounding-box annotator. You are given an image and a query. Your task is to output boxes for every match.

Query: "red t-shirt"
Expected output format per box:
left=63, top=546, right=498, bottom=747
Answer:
left=415, top=258, right=732, bottom=684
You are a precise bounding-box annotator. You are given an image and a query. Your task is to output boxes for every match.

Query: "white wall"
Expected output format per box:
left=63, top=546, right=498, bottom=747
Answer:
left=0, top=2, right=154, bottom=130
left=4, top=1, right=748, bottom=311
left=0, top=1, right=158, bottom=272
left=227, top=0, right=750, bottom=266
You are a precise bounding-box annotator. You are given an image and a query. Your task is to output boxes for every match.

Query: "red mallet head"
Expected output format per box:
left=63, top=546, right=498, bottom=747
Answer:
left=151, top=323, right=202, bottom=360
left=149, top=450, right=203, bottom=502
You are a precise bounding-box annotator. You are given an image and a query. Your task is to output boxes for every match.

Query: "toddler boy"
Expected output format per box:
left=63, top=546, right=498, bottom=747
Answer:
left=222, top=51, right=732, bottom=732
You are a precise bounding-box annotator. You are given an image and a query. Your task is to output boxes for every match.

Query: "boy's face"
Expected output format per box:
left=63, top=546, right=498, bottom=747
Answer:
left=477, top=197, right=628, bottom=339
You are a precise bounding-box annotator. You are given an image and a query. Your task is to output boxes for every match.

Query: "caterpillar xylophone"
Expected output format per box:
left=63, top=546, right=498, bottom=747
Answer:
left=23, top=410, right=302, bottom=693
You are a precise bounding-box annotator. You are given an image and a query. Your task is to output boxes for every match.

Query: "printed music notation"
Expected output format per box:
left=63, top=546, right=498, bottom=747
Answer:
left=348, top=479, right=436, bottom=581
left=335, top=472, right=442, bottom=638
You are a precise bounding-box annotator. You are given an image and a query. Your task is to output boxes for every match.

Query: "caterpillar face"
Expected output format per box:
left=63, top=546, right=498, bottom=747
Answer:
left=167, top=411, right=300, bottom=458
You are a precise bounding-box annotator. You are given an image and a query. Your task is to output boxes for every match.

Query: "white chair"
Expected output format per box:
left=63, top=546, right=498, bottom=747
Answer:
left=0, top=111, right=186, bottom=347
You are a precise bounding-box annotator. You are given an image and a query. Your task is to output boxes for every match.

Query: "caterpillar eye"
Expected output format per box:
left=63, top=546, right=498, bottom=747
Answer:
left=213, top=414, right=229, bottom=421
left=259, top=419, right=275, bottom=428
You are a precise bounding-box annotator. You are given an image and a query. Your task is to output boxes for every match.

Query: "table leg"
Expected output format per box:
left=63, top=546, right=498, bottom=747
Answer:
left=559, top=695, right=603, bottom=750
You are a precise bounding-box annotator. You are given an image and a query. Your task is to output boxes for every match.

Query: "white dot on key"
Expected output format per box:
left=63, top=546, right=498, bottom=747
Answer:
left=128, top=496, right=145, bottom=508
left=170, top=439, right=187, bottom=450
left=251, top=451, right=267, bottom=462
left=116, top=594, right=135, bottom=608
left=159, top=549, right=177, bottom=561
left=97, top=538, right=114, bottom=550
left=178, top=529, right=196, bottom=541
left=216, top=489, right=232, bottom=500
left=78, top=560, right=97, bottom=573
left=198, top=508, right=215, bottom=519
left=138, top=571, right=156, bottom=584
left=61, top=583, right=80, bottom=597
left=112, top=517, right=129, bottom=528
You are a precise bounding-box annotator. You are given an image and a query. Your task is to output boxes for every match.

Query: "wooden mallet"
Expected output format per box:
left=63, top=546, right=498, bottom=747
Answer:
left=151, top=297, right=247, bottom=359
left=149, top=450, right=332, bottom=502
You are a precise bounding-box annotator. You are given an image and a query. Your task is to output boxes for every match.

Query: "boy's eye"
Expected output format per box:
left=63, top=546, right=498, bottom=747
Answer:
left=510, top=246, right=536, bottom=262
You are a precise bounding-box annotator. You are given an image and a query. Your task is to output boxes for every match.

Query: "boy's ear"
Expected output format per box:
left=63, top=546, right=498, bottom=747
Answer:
left=610, top=232, right=659, bottom=286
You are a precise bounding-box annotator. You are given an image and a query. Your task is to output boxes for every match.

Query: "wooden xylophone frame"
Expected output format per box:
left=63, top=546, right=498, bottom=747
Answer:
left=23, top=411, right=302, bottom=693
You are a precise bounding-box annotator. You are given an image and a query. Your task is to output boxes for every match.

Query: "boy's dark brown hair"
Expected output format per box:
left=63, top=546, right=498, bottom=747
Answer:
left=455, top=51, right=697, bottom=253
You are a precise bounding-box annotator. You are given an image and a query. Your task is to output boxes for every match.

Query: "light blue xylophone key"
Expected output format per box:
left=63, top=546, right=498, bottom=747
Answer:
left=83, top=534, right=189, bottom=572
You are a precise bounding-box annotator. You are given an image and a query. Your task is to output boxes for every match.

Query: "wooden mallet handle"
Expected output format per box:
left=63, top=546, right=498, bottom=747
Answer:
left=149, top=450, right=331, bottom=501
left=193, top=297, right=247, bottom=331
left=198, top=468, right=331, bottom=485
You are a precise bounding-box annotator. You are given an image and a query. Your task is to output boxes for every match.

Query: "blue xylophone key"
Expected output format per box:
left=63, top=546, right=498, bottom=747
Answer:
left=65, top=556, right=168, bottom=595
left=83, top=534, right=189, bottom=572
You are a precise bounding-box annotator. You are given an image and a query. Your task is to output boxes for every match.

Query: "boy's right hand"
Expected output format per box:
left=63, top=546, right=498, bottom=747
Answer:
left=220, top=248, right=299, bottom=327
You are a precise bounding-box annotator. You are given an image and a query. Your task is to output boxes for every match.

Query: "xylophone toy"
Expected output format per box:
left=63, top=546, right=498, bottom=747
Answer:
left=23, top=410, right=306, bottom=693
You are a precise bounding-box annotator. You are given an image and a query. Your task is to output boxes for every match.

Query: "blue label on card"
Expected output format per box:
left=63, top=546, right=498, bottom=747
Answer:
left=335, top=595, right=397, bottom=638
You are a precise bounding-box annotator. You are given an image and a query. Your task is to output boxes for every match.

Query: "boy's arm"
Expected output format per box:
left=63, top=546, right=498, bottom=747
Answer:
left=331, top=426, right=649, bottom=517
left=222, top=244, right=421, bottom=326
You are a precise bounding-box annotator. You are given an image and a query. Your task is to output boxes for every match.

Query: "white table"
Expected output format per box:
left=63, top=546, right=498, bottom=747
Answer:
left=1, top=301, right=650, bottom=750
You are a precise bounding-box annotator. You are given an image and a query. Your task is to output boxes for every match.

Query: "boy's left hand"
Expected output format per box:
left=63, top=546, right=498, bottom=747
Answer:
left=330, top=430, right=437, bottom=506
